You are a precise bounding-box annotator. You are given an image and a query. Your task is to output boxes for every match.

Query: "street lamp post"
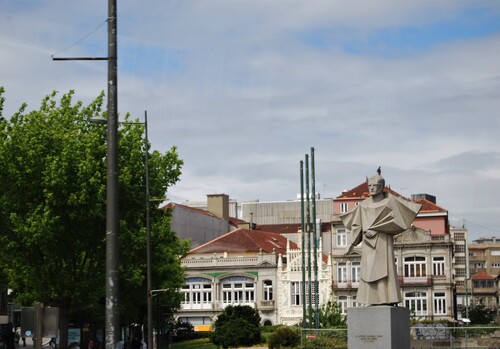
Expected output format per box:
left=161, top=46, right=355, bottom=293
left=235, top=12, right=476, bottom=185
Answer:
left=52, top=0, right=119, bottom=347
left=106, top=1, right=119, bottom=349
left=144, top=112, right=153, bottom=349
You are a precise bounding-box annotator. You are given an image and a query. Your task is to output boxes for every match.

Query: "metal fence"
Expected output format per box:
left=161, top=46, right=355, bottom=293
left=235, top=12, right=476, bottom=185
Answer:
left=301, top=326, right=500, bottom=348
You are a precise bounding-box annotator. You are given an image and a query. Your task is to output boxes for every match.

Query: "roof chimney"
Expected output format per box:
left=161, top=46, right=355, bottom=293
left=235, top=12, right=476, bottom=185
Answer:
left=207, top=194, right=229, bottom=220
left=411, top=193, right=436, bottom=204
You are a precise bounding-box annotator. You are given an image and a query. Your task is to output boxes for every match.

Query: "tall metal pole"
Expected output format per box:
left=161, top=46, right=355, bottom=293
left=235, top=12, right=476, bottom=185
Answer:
left=144, top=111, right=153, bottom=349
left=305, top=155, right=312, bottom=326
left=300, top=161, right=306, bottom=328
left=311, top=147, right=319, bottom=328
left=105, top=0, right=120, bottom=348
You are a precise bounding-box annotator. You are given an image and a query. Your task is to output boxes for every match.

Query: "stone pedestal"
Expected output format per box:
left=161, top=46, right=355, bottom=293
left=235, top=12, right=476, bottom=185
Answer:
left=348, top=306, right=410, bottom=349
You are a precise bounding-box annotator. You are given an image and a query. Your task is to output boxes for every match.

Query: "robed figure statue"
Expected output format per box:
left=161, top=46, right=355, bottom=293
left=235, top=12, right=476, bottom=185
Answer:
left=340, top=170, right=421, bottom=306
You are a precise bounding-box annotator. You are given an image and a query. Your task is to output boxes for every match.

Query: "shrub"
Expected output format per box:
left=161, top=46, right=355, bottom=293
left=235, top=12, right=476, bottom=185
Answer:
left=268, top=327, right=300, bottom=349
left=210, top=305, right=262, bottom=349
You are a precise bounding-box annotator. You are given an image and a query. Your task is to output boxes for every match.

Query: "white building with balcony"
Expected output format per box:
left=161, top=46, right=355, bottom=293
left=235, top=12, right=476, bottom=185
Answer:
left=177, top=228, right=331, bottom=329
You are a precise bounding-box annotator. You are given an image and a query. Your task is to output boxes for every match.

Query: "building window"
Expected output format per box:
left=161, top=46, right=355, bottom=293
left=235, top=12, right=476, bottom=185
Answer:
left=351, top=262, right=360, bottom=283
left=338, top=295, right=348, bottom=314
left=263, top=280, right=273, bottom=301
left=434, top=292, right=446, bottom=315
left=432, top=256, right=445, bottom=276
left=337, top=263, right=347, bottom=283
left=455, top=268, right=466, bottom=278
left=455, top=256, right=466, bottom=265
left=405, top=292, right=427, bottom=316
left=472, top=262, right=484, bottom=269
left=455, top=245, right=465, bottom=253
left=352, top=295, right=358, bottom=308
left=404, top=256, right=427, bottom=277
left=291, top=282, right=301, bottom=306
left=181, top=277, right=212, bottom=305
left=454, top=232, right=465, bottom=240
left=290, top=281, right=317, bottom=306
left=337, top=229, right=347, bottom=247
left=340, top=202, right=348, bottom=213
left=221, top=276, right=255, bottom=305
left=473, top=279, right=494, bottom=288
left=492, top=262, right=500, bottom=268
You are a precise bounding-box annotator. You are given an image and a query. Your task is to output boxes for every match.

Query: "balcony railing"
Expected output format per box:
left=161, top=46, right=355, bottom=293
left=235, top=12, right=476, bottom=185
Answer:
left=332, top=281, right=359, bottom=289
left=470, top=287, right=496, bottom=294
left=179, top=302, right=214, bottom=311
left=399, top=275, right=433, bottom=286
left=181, top=254, right=276, bottom=268
left=259, top=300, right=275, bottom=311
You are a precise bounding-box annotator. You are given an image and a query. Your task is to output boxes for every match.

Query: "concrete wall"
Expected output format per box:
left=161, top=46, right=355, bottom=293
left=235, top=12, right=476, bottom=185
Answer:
left=171, top=205, right=231, bottom=248
left=241, top=199, right=334, bottom=225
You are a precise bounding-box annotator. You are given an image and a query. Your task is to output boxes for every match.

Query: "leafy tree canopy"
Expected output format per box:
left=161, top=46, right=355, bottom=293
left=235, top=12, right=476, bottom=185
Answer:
left=309, top=301, right=347, bottom=329
left=210, top=305, right=262, bottom=349
left=0, top=88, right=189, bottom=346
left=462, top=302, right=495, bottom=325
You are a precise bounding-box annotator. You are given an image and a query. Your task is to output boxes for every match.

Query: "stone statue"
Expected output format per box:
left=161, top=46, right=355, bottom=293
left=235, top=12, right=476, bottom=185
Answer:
left=340, top=169, right=421, bottom=306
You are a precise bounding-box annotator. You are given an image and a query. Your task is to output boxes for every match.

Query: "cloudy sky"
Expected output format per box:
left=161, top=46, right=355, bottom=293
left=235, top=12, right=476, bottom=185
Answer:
left=1, top=1, right=499, bottom=241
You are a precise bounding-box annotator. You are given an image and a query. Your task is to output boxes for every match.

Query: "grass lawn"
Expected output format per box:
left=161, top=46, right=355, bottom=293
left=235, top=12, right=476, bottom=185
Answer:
left=171, top=338, right=217, bottom=349
left=171, top=336, right=271, bottom=349
left=171, top=330, right=273, bottom=349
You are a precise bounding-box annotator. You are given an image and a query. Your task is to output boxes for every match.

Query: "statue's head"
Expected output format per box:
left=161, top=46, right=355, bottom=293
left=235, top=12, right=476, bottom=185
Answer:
left=368, top=173, right=385, bottom=197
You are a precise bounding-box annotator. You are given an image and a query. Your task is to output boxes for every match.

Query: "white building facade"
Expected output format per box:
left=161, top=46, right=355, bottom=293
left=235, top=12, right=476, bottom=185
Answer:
left=177, top=228, right=332, bottom=328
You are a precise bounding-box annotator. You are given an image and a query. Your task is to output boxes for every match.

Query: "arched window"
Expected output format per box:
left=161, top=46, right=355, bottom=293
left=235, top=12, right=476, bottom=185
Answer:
left=433, top=292, right=446, bottom=315
left=404, top=256, right=427, bottom=277
left=405, top=292, right=427, bottom=316
left=181, top=277, right=212, bottom=307
left=220, top=276, right=255, bottom=305
left=432, top=256, right=445, bottom=276
left=338, top=295, right=348, bottom=314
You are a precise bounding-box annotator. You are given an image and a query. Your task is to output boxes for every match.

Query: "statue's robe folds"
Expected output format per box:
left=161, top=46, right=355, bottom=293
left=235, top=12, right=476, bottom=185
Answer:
left=340, top=194, right=421, bottom=305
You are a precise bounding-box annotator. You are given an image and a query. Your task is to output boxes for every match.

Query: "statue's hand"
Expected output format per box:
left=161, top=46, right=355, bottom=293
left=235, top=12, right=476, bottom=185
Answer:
left=364, top=230, right=377, bottom=238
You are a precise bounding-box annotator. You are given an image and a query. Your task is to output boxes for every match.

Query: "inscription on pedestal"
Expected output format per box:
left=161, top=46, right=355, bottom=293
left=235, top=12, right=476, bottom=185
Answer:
left=348, top=306, right=410, bottom=349
left=356, top=335, right=383, bottom=343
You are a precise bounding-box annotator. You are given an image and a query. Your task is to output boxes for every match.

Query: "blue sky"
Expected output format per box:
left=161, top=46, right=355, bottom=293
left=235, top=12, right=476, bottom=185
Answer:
left=1, top=0, right=499, bottom=241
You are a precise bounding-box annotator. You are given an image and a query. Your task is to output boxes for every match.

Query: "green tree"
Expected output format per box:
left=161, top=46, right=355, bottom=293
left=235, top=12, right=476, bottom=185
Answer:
left=310, top=301, right=346, bottom=329
left=268, top=327, right=300, bottom=349
left=463, top=302, right=495, bottom=325
left=210, top=305, right=262, bottom=349
left=0, top=88, right=189, bottom=347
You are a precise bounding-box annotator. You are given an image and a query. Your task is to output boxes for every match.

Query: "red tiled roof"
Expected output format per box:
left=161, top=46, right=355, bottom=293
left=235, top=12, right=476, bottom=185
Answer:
left=336, top=179, right=410, bottom=201
left=414, top=199, right=447, bottom=213
left=228, top=217, right=248, bottom=226
left=337, top=180, right=370, bottom=199
left=255, top=224, right=301, bottom=234
left=189, top=228, right=297, bottom=255
left=162, top=202, right=217, bottom=218
left=471, top=271, right=495, bottom=280
left=164, top=202, right=245, bottom=224
left=255, top=223, right=332, bottom=234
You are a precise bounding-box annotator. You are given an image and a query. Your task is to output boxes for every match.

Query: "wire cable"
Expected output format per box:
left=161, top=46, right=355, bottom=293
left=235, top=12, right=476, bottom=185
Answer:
left=52, top=19, right=108, bottom=58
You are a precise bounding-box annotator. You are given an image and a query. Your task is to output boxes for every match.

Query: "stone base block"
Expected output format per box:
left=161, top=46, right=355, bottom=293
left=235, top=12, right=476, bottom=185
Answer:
left=348, top=306, right=410, bottom=349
